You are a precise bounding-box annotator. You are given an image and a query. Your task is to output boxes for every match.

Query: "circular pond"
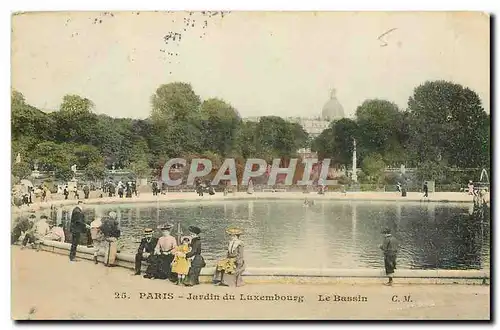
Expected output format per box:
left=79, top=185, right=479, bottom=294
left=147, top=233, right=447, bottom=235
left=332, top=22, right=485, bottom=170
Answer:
left=56, top=200, right=489, bottom=270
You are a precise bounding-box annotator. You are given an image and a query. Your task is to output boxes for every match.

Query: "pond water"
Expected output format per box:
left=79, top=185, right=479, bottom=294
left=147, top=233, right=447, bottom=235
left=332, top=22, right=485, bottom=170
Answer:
left=59, top=200, right=489, bottom=270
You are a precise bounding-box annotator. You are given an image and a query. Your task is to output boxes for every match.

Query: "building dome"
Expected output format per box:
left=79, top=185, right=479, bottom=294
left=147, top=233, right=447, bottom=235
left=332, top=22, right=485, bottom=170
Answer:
left=321, top=88, right=345, bottom=121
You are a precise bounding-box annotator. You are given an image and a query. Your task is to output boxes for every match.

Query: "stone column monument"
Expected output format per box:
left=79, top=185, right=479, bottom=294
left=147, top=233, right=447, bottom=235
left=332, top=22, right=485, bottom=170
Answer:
left=352, top=139, right=358, bottom=183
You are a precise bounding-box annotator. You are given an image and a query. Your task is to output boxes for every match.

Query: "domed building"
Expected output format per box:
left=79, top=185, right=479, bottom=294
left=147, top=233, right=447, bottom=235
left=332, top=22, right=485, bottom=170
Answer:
left=243, top=88, right=345, bottom=157
left=321, top=88, right=345, bottom=121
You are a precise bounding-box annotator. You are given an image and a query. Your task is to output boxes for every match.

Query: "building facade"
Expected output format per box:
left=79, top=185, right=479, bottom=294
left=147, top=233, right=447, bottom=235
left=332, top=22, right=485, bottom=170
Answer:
left=243, top=88, right=345, bottom=158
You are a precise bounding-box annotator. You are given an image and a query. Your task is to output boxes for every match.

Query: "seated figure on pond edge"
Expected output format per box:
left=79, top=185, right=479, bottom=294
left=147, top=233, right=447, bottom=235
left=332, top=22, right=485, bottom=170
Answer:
left=213, top=227, right=246, bottom=287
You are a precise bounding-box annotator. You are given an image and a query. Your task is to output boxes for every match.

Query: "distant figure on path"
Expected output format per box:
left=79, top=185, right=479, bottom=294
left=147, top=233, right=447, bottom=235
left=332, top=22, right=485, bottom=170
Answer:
left=83, top=184, right=90, bottom=199
left=184, top=226, right=205, bottom=287
left=69, top=203, right=88, bottom=261
left=213, top=228, right=246, bottom=287
left=379, top=227, right=398, bottom=286
left=134, top=228, right=158, bottom=276
left=468, top=180, right=474, bottom=195
left=396, top=182, right=401, bottom=192
left=247, top=179, right=254, bottom=195
left=423, top=181, right=429, bottom=198
left=64, top=186, right=69, bottom=200
left=132, top=181, right=138, bottom=196
left=125, top=182, right=132, bottom=198
left=152, top=182, right=159, bottom=196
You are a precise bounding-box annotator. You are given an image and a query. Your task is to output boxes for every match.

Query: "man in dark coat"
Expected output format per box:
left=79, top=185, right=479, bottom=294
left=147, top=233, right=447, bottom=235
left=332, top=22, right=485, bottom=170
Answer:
left=83, top=185, right=90, bottom=199
left=184, top=226, right=205, bottom=286
left=132, top=182, right=137, bottom=196
left=69, top=203, right=88, bottom=261
left=133, top=228, right=158, bottom=275
left=125, top=182, right=132, bottom=198
left=423, top=181, right=429, bottom=198
left=379, top=227, right=398, bottom=286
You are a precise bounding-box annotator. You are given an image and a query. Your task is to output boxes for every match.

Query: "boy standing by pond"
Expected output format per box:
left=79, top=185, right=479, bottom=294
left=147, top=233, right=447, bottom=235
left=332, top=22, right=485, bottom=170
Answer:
left=380, top=228, right=398, bottom=286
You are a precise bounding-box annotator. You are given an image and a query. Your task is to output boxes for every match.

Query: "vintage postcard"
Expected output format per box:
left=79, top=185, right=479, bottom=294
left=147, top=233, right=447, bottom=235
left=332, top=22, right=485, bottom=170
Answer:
left=10, top=11, right=490, bottom=320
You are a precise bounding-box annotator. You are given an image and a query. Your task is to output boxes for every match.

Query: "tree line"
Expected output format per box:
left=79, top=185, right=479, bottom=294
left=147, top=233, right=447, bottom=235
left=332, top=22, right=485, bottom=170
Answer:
left=11, top=80, right=490, bottom=186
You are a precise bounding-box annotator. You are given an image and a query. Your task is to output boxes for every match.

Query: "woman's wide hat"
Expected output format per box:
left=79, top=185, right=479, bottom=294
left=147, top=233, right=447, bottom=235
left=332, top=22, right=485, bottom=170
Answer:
left=188, top=226, right=201, bottom=235
left=226, top=227, right=243, bottom=235
left=158, top=223, right=173, bottom=231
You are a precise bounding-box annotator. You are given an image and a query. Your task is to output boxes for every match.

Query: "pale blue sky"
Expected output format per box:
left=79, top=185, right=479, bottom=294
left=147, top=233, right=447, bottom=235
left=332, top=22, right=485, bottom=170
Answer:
left=12, top=11, right=490, bottom=119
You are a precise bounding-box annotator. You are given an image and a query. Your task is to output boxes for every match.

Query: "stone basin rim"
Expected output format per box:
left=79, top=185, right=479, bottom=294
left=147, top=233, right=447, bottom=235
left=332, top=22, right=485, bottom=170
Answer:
left=38, top=240, right=490, bottom=279
left=12, top=192, right=476, bottom=216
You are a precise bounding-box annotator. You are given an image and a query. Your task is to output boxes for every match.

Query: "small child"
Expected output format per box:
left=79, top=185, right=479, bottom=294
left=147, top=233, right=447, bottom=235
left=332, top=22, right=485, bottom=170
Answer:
left=172, top=237, right=191, bottom=285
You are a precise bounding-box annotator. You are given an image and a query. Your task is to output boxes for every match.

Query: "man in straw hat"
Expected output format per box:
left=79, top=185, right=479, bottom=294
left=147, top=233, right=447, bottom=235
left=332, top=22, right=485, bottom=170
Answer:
left=184, top=226, right=206, bottom=286
left=213, top=227, right=246, bottom=287
left=379, top=227, right=398, bottom=286
left=144, top=223, right=177, bottom=280
left=133, top=228, right=158, bottom=276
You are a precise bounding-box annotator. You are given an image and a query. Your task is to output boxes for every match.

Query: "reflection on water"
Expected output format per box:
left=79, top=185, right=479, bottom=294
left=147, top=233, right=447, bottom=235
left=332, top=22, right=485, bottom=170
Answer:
left=61, top=200, right=489, bottom=270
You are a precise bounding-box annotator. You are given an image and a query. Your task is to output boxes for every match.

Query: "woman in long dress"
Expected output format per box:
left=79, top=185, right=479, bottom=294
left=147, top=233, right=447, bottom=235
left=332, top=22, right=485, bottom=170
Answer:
left=213, top=228, right=246, bottom=287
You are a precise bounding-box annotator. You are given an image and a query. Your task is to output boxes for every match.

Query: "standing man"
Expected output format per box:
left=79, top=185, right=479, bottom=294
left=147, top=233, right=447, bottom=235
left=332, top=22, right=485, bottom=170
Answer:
left=423, top=181, right=429, bottom=198
left=64, top=186, right=69, bottom=200
left=69, top=203, right=88, bottom=262
left=379, top=228, right=398, bottom=286
left=133, top=228, right=158, bottom=275
left=83, top=184, right=90, bottom=199
left=132, top=181, right=137, bottom=196
left=184, top=226, right=205, bottom=286
left=100, top=212, right=121, bottom=267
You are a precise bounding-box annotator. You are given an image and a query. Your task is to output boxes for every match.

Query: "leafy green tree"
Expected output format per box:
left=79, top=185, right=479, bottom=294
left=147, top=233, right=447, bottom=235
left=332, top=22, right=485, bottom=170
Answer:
left=311, top=118, right=357, bottom=169
left=407, top=80, right=489, bottom=168
left=12, top=161, right=32, bottom=180
left=356, top=99, right=405, bottom=166
left=51, top=94, right=99, bottom=144
left=128, top=160, right=151, bottom=178
left=361, top=153, right=386, bottom=183
left=11, top=90, right=53, bottom=142
left=84, top=162, right=106, bottom=181
left=255, top=116, right=298, bottom=160
left=60, top=94, right=95, bottom=113
left=234, top=121, right=258, bottom=159
left=200, top=98, right=241, bottom=156
left=150, top=82, right=201, bottom=122
left=73, top=144, right=103, bottom=169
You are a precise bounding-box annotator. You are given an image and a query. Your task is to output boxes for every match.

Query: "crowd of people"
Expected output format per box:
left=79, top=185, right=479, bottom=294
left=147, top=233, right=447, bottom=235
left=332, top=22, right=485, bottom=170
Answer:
left=11, top=202, right=250, bottom=287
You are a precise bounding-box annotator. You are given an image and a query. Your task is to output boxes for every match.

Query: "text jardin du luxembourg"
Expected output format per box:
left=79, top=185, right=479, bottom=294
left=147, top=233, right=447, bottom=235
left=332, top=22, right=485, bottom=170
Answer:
left=138, top=292, right=305, bottom=303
